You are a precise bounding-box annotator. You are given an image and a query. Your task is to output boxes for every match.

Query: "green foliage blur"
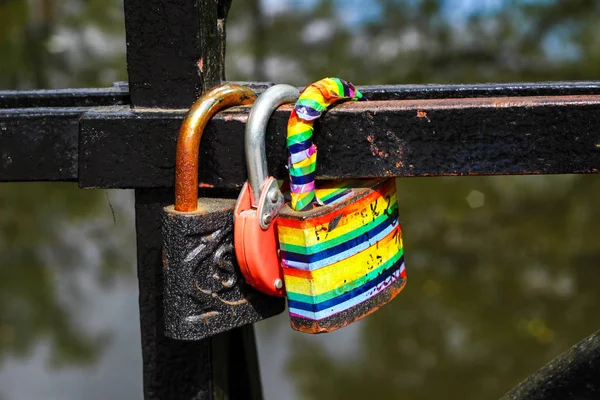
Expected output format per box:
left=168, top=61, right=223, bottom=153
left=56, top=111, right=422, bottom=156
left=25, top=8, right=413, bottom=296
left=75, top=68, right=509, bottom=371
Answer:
left=226, top=0, right=600, bottom=85
left=0, top=184, right=134, bottom=368
left=0, top=0, right=131, bottom=372
left=0, top=0, right=126, bottom=89
left=1, top=0, right=600, bottom=399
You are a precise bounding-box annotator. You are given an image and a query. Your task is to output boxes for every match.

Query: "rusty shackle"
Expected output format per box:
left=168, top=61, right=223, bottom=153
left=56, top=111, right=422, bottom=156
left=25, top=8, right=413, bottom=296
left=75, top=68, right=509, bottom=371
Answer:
left=175, top=84, right=257, bottom=212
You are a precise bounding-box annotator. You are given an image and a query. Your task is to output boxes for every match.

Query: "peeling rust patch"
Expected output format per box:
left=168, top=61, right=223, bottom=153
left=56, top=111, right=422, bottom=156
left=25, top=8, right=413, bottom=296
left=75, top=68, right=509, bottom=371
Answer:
left=366, top=134, right=389, bottom=159
left=222, top=113, right=249, bottom=122
left=416, top=109, right=430, bottom=121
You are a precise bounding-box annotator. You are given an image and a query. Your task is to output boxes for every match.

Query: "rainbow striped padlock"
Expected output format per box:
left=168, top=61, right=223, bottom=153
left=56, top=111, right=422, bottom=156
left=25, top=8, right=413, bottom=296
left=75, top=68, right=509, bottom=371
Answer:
left=277, top=78, right=406, bottom=333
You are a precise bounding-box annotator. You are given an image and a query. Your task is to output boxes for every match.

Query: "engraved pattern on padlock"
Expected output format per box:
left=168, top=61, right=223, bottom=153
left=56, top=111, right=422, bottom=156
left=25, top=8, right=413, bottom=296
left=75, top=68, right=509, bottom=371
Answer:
left=234, top=84, right=299, bottom=297
left=162, top=84, right=285, bottom=341
left=277, top=78, right=407, bottom=334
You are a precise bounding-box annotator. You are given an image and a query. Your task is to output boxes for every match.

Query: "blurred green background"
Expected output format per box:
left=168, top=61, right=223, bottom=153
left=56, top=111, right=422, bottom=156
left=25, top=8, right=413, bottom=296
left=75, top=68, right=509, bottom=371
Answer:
left=1, top=0, right=599, bottom=399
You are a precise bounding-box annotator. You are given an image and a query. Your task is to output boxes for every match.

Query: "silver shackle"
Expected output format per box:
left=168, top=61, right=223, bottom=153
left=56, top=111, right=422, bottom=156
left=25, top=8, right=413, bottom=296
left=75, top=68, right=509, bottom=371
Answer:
left=245, top=84, right=299, bottom=205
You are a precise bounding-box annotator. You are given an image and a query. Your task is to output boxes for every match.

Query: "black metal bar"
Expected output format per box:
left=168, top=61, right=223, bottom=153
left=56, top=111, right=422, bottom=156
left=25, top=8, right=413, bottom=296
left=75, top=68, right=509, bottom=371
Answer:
left=78, top=94, right=600, bottom=188
left=3, top=91, right=600, bottom=185
left=502, top=330, right=600, bottom=400
left=4, top=81, right=600, bottom=109
left=359, top=81, right=600, bottom=100
left=123, top=0, right=223, bottom=108
left=0, top=108, right=82, bottom=181
left=0, top=84, right=129, bottom=109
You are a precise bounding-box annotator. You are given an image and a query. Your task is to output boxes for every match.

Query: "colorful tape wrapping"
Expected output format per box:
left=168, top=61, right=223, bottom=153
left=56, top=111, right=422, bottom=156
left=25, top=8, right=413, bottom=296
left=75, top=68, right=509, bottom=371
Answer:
left=286, top=77, right=365, bottom=211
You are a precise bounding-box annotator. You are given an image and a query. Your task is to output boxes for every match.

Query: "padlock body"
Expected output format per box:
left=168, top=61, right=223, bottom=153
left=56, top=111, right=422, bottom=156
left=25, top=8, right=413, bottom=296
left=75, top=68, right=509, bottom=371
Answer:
left=234, top=180, right=286, bottom=297
left=277, top=179, right=406, bottom=333
left=162, top=198, right=285, bottom=340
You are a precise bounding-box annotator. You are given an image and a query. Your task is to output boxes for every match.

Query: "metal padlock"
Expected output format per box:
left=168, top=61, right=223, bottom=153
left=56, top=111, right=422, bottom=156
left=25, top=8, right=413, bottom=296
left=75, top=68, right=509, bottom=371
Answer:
left=234, top=84, right=299, bottom=297
left=280, top=78, right=406, bottom=333
left=162, top=84, right=285, bottom=340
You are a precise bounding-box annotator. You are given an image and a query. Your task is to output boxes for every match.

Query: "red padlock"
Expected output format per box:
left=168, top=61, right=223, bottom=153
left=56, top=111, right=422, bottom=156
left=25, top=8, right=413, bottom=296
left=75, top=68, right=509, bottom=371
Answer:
left=233, top=84, right=299, bottom=296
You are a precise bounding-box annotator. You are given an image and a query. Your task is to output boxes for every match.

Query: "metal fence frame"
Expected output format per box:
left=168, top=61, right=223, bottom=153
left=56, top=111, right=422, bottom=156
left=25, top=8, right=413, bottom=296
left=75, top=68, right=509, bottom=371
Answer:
left=1, top=1, right=599, bottom=399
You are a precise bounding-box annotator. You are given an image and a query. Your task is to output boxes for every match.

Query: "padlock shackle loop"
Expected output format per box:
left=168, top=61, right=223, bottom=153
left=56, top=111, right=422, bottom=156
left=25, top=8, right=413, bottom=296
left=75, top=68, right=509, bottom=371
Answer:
left=175, top=84, right=257, bottom=212
left=245, top=84, right=299, bottom=205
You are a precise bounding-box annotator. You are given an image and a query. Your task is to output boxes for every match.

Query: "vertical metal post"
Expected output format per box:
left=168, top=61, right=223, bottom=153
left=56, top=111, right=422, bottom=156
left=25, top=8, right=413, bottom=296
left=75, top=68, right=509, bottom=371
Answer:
left=124, top=1, right=263, bottom=398
left=135, top=189, right=213, bottom=399
left=123, top=0, right=227, bottom=108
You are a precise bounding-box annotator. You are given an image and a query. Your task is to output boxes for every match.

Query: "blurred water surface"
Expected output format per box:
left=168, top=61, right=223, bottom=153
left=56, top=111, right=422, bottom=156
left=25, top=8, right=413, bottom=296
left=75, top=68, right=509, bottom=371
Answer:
left=2, top=0, right=600, bottom=399
left=1, top=176, right=599, bottom=399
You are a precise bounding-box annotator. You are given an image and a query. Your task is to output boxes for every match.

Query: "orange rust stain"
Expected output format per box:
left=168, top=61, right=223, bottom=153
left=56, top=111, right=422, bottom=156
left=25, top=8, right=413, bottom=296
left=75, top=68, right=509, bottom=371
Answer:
left=366, top=135, right=390, bottom=158
left=175, top=84, right=256, bottom=212
left=416, top=109, right=431, bottom=122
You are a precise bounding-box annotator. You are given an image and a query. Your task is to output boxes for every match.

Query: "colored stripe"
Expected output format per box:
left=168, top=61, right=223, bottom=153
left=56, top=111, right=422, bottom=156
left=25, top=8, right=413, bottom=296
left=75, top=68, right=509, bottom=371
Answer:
left=319, top=189, right=353, bottom=205
left=280, top=207, right=398, bottom=270
left=286, top=251, right=404, bottom=305
left=278, top=195, right=398, bottom=253
left=277, top=178, right=396, bottom=230
left=310, top=179, right=377, bottom=202
left=332, top=77, right=345, bottom=97
left=318, top=187, right=351, bottom=202
left=288, top=257, right=405, bottom=311
left=288, top=263, right=405, bottom=320
left=294, top=192, right=315, bottom=211
left=297, top=98, right=327, bottom=113
left=283, top=220, right=397, bottom=271
left=289, top=145, right=316, bottom=164
left=278, top=202, right=398, bottom=255
left=287, top=124, right=313, bottom=143
left=312, top=180, right=355, bottom=200
left=289, top=139, right=313, bottom=153
left=290, top=172, right=315, bottom=185
left=292, top=152, right=317, bottom=169
left=282, top=225, right=402, bottom=295
left=290, top=181, right=316, bottom=194
left=277, top=188, right=397, bottom=247
left=318, top=78, right=343, bottom=95
left=289, top=163, right=316, bottom=177
left=287, top=130, right=313, bottom=146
